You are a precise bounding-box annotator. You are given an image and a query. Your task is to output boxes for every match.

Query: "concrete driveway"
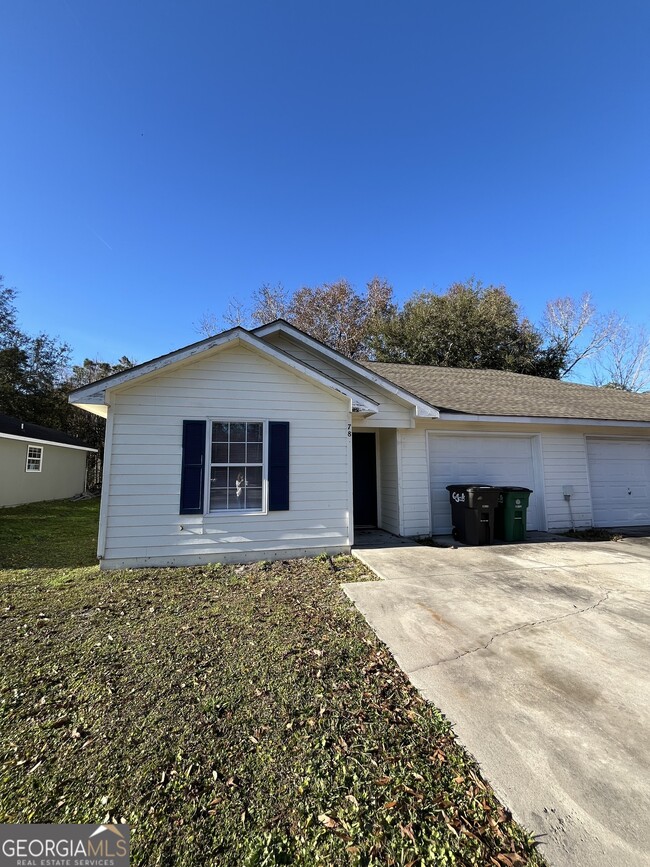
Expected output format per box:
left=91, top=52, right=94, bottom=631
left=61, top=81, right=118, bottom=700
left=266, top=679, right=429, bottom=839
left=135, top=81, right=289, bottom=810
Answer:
left=345, top=532, right=650, bottom=867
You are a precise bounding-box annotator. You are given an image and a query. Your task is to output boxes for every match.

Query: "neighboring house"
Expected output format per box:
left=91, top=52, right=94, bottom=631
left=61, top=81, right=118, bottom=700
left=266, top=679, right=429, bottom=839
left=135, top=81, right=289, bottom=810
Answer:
left=69, top=321, right=650, bottom=570
left=0, top=414, right=96, bottom=508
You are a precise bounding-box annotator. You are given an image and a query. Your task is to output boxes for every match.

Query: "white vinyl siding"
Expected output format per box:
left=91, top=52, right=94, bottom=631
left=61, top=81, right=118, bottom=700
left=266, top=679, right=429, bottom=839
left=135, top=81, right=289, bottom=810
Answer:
left=541, top=434, right=593, bottom=529
left=399, top=421, right=650, bottom=537
left=587, top=438, right=650, bottom=527
left=378, top=429, right=400, bottom=534
left=399, top=427, right=431, bottom=536
left=102, top=343, right=352, bottom=567
left=264, top=332, right=413, bottom=428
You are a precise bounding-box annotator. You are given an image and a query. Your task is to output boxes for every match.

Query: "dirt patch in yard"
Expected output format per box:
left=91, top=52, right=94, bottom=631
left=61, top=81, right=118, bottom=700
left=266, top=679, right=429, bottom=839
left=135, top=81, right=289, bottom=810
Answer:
left=562, top=528, right=624, bottom=542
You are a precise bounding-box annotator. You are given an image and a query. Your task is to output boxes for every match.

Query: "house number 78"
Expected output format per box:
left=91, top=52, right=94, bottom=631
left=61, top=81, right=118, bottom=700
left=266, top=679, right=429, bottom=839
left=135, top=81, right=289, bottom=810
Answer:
left=348, top=424, right=352, bottom=437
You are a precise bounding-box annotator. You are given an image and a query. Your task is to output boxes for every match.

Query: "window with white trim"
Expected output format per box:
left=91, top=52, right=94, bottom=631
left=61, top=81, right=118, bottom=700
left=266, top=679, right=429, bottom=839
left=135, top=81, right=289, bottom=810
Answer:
left=209, top=422, right=264, bottom=511
left=26, top=445, right=43, bottom=472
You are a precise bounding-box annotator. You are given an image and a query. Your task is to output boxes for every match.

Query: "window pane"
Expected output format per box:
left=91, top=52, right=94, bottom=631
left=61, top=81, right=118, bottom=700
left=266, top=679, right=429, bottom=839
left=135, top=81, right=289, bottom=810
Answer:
left=246, top=487, right=262, bottom=510
left=212, top=422, right=229, bottom=442
left=246, top=466, right=262, bottom=488
left=230, top=423, right=246, bottom=442
left=212, top=442, right=228, bottom=463
left=229, top=466, right=247, bottom=508
left=246, top=442, right=262, bottom=463
left=210, top=488, right=228, bottom=510
left=229, top=442, right=246, bottom=463
left=247, top=422, right=263, bottom=442
left=26, top=445, right=42, bottom=471
left=211, top=467, right=228, bottom=487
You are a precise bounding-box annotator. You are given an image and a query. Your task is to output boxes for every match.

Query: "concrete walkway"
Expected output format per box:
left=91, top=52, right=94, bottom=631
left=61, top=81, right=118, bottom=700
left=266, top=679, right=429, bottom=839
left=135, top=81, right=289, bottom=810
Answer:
left=345, top=531, right=650, bottom=867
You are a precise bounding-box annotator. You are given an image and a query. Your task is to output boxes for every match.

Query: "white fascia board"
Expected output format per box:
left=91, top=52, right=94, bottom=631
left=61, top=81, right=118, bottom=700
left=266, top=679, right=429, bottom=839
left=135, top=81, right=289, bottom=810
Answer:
left=436, top=412, right=650, bottom=428
left=414, top=405, right=439, bottom=418
left=68, top=327, right=249, bottom=404
left=0, top=432, right=97, bottom=452
left=69, top=328, right=379, bottom=414
left=73, top=402, right=108, bottom=419
left=253, top=321, right=440, bottom=418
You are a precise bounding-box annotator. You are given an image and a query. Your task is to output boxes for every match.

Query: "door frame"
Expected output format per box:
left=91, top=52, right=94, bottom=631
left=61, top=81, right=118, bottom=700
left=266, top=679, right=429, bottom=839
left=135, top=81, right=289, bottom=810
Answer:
left=352, top=430, right=380, bottom=529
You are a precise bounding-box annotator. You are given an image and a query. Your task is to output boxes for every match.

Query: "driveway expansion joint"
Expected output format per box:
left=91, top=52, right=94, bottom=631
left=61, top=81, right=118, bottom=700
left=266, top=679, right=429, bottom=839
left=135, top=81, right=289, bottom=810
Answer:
left=410, top=589, right=613, bottom=673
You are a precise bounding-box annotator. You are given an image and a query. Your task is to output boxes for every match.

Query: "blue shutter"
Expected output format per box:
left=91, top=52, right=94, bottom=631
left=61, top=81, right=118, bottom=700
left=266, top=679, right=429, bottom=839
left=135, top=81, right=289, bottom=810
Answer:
left=180, top=420, right=206, bottom=514
left=268, top=421, right=290, bottom=511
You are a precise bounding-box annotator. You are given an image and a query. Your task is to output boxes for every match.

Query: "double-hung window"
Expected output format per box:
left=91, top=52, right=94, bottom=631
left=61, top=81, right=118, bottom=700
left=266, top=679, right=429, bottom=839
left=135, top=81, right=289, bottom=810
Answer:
left=180, top=419, right=288, bottom=515
left=26, top=445, right=43, bottom=472
left=209, top=421, right=264, bottom=512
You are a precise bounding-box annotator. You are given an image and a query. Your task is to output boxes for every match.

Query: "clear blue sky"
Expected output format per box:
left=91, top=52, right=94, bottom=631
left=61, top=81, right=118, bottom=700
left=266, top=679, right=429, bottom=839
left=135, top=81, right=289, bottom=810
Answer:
left=1, top=1, right=648, bottom=364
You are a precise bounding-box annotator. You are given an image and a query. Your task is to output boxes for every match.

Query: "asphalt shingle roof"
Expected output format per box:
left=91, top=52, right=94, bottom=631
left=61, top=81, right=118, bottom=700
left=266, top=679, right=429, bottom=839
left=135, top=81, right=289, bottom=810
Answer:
left=366, top=363, right=650, bottom=423
left=0, top=414, right=93, bottom=448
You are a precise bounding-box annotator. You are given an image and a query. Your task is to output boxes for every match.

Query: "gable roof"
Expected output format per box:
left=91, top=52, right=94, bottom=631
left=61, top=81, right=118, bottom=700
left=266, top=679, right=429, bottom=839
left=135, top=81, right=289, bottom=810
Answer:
left=253, top=320, right=439, bottom=418
left=0, top=414, right=95, bottom=450
left=69, top=319, right=647, bottom=425
left=69, top=327, right=380, bottom=416
left=366, top=363, right=650, bottom=423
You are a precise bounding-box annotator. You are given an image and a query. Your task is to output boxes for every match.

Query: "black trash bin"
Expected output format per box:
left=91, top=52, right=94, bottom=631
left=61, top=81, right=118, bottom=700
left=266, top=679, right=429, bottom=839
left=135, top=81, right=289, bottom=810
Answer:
left=446, top=485, right=502, bottom=545
left=494, top=487, right=533, bottom=542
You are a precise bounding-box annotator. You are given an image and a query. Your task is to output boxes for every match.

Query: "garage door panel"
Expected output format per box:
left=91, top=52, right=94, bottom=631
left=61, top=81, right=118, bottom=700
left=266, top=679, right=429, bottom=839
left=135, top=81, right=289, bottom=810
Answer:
left=479, top=439, right=532, bottom=460
left=429, top=434, right=542, bottom=534
left=587, top=439, right=650, bottom=527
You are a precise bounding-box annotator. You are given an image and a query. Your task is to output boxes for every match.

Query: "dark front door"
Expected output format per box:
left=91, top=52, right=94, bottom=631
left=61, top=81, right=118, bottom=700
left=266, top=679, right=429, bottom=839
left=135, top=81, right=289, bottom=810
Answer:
left=353, top=432, right=378, bottom=527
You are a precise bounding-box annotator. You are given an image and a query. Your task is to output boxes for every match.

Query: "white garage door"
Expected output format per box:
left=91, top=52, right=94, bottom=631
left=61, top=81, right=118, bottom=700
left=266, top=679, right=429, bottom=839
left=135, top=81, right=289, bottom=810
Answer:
left=428, top=433, right=543, bottom=534
left=587, top=438, right=650, bottom=527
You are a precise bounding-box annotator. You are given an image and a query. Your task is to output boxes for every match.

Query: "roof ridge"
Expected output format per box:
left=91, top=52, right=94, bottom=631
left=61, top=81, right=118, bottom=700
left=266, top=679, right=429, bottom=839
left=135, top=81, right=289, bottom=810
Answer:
left=367, top=362, right=649, bottom=395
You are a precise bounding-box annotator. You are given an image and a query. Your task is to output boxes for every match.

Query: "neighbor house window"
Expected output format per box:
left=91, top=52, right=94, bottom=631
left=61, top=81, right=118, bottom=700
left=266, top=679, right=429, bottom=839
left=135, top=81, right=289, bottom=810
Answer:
left=209, top=422, right=264, bottom=511
left=26, top=445, right=43, bottom=472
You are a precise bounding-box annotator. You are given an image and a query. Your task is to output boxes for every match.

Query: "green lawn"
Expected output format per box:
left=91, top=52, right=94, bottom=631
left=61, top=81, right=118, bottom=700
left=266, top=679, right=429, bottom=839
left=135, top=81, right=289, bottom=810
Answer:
left=0, top=499, right=544, bottom=865
left=0, top=497, right=100, bottom=569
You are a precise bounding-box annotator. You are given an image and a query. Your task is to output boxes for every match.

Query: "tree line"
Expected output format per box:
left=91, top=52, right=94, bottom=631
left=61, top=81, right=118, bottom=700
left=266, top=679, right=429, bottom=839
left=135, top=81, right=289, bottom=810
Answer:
left=0, top=277, right=134, bottom=485
left=1, top=271, right=648, bottom=483
left=198, top=277, right=650, bottom=391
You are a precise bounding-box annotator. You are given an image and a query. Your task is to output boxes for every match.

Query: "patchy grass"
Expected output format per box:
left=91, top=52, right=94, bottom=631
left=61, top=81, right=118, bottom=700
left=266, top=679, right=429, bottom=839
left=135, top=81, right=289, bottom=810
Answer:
left=562, top=527, right=624, bottom=543
left=0, top=501, right=544, bottom=866
left=0, top=498, right=99, bottom=569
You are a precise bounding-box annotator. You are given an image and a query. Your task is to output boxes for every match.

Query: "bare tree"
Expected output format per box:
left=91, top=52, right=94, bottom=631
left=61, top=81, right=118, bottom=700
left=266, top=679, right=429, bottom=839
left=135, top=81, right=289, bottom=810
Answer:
left=194, top=311, right=222, bottom=338
left=287, top=278, right=395, bottom=359
left=542, top=293, right=620, bottom=378
left=251, top=283, right=289, bottom=325
left=365, top=277, right=395, bottom=327
left=194, top=298, right=252, bottom=337
left=194, top=283, right=290, bottom=338
left=194, top=277, right=394, bottom=359
left=222, top=297, right=251, bottom=328
left=591, top=322, right=650, bottom=392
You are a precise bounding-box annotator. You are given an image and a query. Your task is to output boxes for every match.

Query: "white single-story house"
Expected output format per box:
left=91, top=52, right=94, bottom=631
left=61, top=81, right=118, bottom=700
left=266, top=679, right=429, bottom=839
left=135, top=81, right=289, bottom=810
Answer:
left=69, top=321, right=650, bottom=569
left=0, top=414, right=96, bottom=508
